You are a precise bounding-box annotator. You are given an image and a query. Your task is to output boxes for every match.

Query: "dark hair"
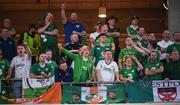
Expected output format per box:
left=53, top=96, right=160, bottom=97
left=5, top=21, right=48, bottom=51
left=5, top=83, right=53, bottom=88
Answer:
left=29, top=23, right=38, bottom=30
left=95, top=33, right=107, bottom=41
left=44, top=49, right=52, bottom=54
left=173, top=32, right=180, bottom=37
left=131, top=16, right=139, bottom=20
left=58, top=57, right=67, bottom=65
left=106, top=16, right=118, bottom=23
left=17, top=44, right=25, bottom=48
left=148, top=40, right=157, bottom=49
left=59, top=60, right=66, bottom=65
left=104, top=49, right=112, bottom=53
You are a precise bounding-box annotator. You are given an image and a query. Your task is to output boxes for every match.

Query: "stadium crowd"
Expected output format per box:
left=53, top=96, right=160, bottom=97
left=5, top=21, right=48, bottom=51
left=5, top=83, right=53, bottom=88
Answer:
left=0, top=4, right=180, bottom=98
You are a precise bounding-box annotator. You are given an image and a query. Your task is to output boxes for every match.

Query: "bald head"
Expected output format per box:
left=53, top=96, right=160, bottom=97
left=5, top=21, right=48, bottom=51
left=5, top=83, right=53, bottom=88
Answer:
left=71, top=33, right=78, bottom=43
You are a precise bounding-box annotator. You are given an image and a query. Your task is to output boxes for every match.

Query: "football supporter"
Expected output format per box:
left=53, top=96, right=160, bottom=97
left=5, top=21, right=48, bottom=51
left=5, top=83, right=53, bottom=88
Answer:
left=38, top=12, right=59, bottom=62
left=30, top=53, right=51, bottom=79
left=106, top=16, right=121, bottom=63
left=58, top=43, right=94, bottom=83
left=61, top=3, right=85, bottom=44
left=127, top=16, right=139, bottom=42
left=144, top=51, right=164, bottom=80
left=96, top=49, right=119, bottom=82
left=7, top=43, right=32, bottom=98
left=119, top=56, right=143, bottom=82
left=45, top=50, right=58, bottom=75
left=91, top=33, right=111, bottom=66
left=164, top=50, right=180, bottom=80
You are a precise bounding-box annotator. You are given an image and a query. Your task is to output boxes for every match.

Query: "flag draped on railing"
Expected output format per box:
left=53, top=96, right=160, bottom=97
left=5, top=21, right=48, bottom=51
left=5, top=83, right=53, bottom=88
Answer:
left=62, top=82, right=126, bottom=104
left=1, top=79, right=180, bottom=104
left=23, top=76, right=55, bottom=98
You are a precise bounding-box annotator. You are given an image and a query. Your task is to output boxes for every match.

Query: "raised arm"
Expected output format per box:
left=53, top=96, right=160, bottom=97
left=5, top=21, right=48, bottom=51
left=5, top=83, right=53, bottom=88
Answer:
left=57, top=43, right=76, bottom=60
left=24, top=42, right=32, bottom=57
left=131, top=56, right=143, bottom=72
left=131, top=41, right=148, bottom=55
left=137, top=42, right=151, bottom=54
left=61, top=4, right=67, bottom=24
left=37, top=23, right=50, bottom=34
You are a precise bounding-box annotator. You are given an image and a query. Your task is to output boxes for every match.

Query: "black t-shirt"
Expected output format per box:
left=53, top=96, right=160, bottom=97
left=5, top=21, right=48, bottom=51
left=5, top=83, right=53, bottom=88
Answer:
left=108, top=27, right=120, bottom=49
left=61, top=43, right=82, bottom=66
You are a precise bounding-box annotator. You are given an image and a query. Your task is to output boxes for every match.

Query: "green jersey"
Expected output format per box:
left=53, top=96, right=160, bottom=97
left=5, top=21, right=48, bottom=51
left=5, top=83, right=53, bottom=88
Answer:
left=31, top=63, right=51, bottom=76
left=40, top=23, right=59, bottom=61
left=23, top=32, right=40, bottom=56
left=91, top=45, right=111, bottom=65
left=46, top=60, right=57, bottom=75
left=164, top=60, right=180, bottom=80
left=45, top=23, right=58, bottom=44
left=127, top=25, right=139, bottom=42
left=140, top=40, right=148, bottom=48
left=0, top=59, right=9, bottom=78
left=118, top=48, right=138, bottom=63
left=145, top=61, right=163, bottom=80
left=80, top=60, right=90, bottom=82
left=119, top=67, right=138, bottom=81
left=61, top=48, right=94, bottom=82
left=167, top=43, right=180, bottom=54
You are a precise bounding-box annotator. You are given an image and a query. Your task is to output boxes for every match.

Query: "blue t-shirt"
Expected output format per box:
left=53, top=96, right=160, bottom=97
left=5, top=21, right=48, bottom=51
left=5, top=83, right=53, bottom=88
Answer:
left=0, top=37, right=16, bottom=61
left=64, top=21, right=85, bottom=44
left=54, top=67, right=73, bottom=82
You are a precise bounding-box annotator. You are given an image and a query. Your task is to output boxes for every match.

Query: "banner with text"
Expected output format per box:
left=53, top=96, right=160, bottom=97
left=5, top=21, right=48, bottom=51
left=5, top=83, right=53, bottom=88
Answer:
left=127, top=80, right=154, bottom=103
left=153, top=80, right=180, bottom=102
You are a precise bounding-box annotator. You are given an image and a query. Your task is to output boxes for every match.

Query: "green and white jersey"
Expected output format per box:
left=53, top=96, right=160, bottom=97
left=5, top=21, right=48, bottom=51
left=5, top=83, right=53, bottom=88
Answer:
left=31, top=63, right=51, bottom=76
left=91, top=45, right=111, bottom=65
left=0, top=59, right=9, bottom=78
left=140, top=40, right=148, bottom=48
left=145, top=61, right=163, bottom=80
left=119, top=67, right=138, bottom=81
left=127, top=25, right=139, bottom=42
left=10, top=54, right=31, bottom=78
left=167, top=43, right=180, bottom=54
left=46, top=60, right=57, bottom=75
left=96, top=60, right=119, bottom=82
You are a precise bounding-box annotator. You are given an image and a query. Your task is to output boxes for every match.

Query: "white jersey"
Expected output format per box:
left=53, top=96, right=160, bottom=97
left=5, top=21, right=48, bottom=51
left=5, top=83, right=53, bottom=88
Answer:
left=157, top=40, right=174, bottom=60
left=10, top=54, right=31, bottom=78
left=96, top=60, right=118, bottom=82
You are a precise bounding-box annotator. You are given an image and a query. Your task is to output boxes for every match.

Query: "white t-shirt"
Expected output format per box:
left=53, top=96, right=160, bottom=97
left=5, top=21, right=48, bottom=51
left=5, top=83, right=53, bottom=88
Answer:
left=96, top=60, right=118, bottom=82
left=90, top=32, right=100, bottom=41
left=157, top=40, right=174, bottom=60
left=10, top=54, right=31, bottom=78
